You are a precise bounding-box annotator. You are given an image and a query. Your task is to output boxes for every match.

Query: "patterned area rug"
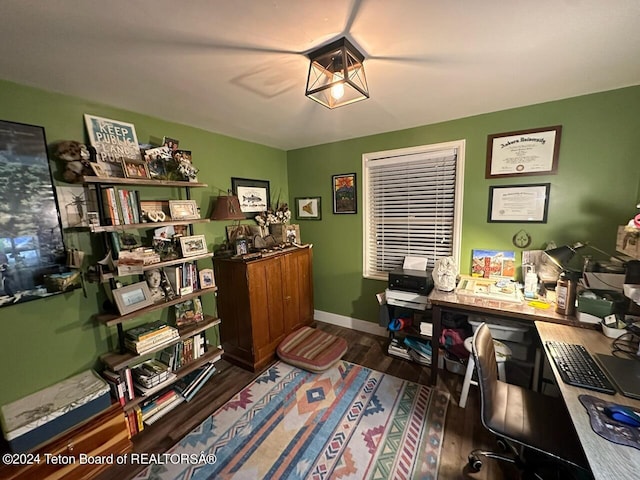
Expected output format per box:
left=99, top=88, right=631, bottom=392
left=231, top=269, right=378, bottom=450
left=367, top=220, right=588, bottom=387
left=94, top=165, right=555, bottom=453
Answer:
left=133, top=360, right=449, bottom=480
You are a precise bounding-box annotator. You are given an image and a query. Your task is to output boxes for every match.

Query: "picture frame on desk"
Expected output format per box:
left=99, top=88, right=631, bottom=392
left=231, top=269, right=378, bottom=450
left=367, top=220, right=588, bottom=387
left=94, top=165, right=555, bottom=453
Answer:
left=113, top=281, right=155, bottom=315
left=179, top=234, right=207, bottom=257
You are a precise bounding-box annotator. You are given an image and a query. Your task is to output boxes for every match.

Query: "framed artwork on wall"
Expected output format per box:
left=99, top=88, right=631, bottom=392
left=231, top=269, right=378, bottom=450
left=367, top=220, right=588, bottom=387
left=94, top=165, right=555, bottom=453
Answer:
left=0, top=120, right=70, bottom=309
left=332, top=173, right=357, bottom=214
left=295, top=197, right=322, bottom=220
left=231, top=177, right=270, bottom=218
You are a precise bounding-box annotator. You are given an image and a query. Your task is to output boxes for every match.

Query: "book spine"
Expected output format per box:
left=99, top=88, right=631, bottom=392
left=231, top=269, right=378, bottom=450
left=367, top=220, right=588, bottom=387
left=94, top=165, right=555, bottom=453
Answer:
left=107, top=187, right=121, bottom=225
left=133, top=190, right=143, bottom=223
left=124, top=367, right=135, bottom=401
left=118, top=189, right=132, bottom=224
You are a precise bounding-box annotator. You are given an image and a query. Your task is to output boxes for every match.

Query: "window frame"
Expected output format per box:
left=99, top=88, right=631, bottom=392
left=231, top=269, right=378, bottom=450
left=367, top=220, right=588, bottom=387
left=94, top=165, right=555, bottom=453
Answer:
left=362, top=140, right=465, bottom=281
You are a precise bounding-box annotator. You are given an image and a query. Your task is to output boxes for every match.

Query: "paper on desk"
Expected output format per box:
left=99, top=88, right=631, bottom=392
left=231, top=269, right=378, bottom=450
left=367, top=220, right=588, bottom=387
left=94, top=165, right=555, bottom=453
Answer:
left=403, top=256, right=428, bottom=271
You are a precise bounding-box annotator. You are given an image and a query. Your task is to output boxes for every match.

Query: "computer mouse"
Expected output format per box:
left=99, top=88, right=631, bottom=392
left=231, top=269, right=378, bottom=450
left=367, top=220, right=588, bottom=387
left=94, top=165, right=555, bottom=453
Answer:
left=603, top=405, right=640, bottom=428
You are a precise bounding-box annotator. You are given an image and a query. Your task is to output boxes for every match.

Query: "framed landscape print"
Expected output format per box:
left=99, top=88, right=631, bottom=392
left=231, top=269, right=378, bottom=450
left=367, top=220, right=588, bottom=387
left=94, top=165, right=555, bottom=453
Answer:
left=295, top=197, right=322, bottom=220
left=332, top=173, right=357, bottom=214
left=231, top=177, right=270, bottom=218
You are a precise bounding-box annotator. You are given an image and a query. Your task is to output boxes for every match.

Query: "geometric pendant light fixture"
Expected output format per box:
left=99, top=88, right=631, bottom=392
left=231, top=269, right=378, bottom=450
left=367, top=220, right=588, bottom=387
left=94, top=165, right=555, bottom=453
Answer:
left=305, top=37, right=369, bottom=109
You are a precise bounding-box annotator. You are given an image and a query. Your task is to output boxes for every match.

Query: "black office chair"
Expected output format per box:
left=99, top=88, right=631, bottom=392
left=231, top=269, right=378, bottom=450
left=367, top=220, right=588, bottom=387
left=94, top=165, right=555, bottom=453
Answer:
left=468, top=323, right=592, bottom=479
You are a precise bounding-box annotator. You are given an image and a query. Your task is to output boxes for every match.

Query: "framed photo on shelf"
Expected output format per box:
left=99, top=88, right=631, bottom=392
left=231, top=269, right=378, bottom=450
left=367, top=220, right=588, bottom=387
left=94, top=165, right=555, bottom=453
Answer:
left=90, top=163, right=107, bottom=177
left=169, top=200, right=199, bottom=220
left=231, top=177, right=270, bottom=218
left=295, top=196, right=322, bottom=220
left=332, top=173, right=357, bottom=214
left=486, top=125, right=562, bottom=178
left=113, top=281, right=155, bottom=315
left=488, top=183, right=550, bottom=223
left=122, top=158, right=150, bottom=179
left=179, top=234, right=208, bottom=257
left=199, top=268, right=215, bottom=289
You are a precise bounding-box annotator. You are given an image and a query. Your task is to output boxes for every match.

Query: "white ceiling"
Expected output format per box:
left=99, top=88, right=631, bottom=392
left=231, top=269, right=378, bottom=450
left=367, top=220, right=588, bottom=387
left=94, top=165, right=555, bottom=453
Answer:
left=1, top=0, right=639, bottom=150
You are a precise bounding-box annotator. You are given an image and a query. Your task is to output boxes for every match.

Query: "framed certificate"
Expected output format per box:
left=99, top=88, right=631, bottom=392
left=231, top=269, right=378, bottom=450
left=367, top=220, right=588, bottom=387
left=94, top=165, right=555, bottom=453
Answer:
left=488, top=183, right=550, bottom=223
left=486, top=126, right=562, bottom=178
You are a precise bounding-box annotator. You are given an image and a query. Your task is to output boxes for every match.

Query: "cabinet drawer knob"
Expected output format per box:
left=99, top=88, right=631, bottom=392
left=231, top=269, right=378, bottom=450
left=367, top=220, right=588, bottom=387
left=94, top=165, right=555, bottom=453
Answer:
left=67, top=441, right=75, bottom=452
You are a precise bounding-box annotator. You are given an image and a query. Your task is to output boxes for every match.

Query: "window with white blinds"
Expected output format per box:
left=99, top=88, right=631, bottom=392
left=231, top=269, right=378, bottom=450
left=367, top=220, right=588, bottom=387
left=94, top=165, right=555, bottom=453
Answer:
left=362, top=141, right=465, bottom=280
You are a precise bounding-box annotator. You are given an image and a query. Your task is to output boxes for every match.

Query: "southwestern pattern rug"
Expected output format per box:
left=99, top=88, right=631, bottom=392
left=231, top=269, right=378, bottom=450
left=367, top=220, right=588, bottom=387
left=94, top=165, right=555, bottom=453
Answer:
left=134, top=360, right=449, bottom=480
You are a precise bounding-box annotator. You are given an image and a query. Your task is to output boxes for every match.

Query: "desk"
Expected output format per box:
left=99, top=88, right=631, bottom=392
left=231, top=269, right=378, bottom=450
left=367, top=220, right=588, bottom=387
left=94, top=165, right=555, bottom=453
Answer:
left=428, top=289, right=590, bottom=386
left=536, top=322, right=640, bottom=479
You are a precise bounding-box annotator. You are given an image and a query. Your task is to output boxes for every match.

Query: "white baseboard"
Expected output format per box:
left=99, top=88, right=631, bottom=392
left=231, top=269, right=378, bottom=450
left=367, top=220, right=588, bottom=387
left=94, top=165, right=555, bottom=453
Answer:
left=314, top=310, right=387, bottom=337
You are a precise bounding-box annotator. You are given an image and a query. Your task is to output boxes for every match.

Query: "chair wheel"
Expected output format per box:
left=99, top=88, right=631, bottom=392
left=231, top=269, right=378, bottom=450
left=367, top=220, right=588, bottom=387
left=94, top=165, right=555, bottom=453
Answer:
left=468, top=454, right=482, bottom=472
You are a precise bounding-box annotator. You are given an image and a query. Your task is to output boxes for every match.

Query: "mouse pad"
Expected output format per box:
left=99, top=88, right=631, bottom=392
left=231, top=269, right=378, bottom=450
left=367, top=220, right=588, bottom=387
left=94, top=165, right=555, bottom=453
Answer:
left=579, top=395, right=640, bottom=450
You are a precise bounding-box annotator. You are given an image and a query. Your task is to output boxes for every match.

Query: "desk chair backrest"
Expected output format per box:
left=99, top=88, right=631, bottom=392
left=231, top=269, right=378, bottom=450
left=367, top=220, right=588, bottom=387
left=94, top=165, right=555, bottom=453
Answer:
left=472, top=323, right=499, bottom=428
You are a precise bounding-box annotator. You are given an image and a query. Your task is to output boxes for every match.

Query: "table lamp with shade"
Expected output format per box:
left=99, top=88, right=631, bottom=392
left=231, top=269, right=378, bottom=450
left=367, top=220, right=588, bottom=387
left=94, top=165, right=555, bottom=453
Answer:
left=210, top=193, right=245, bottom=256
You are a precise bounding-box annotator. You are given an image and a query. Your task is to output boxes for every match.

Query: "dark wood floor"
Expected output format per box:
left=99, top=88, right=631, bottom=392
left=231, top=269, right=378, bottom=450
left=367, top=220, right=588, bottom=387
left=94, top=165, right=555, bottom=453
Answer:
left=98, top=321, right=518, bottom=480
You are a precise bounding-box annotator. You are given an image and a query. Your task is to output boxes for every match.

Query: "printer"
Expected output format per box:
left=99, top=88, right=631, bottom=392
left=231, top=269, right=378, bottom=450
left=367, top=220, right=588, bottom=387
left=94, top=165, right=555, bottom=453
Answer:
left=385, top=269, right=433, bottom=310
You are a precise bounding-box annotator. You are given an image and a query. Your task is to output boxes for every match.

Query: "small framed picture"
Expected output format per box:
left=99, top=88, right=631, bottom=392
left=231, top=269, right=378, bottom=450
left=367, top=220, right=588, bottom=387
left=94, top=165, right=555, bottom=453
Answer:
left=199, top=268, right=215, bottom=289
left=235, top=237, right=249, bottom=255
left=122, top=158, right=150, bottom=179
left=231, top=177, right=270, bottom=218
left=295, top=197, right=322, bottom=220
left=169, top=200, right=200, bottom=220
left=332, top=173, right=357, bottom=214
left=112, top=281, right=155, bottom=315
left=179, top=234, right=208, bottom=257
left=90, top=163, right=107, bottom=177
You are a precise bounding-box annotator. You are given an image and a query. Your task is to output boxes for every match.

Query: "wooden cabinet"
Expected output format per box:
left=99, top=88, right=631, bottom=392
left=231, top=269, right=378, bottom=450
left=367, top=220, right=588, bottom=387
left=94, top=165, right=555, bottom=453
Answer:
left=0, top=404, right=131, bottom=480
left=214, top=247, right=314, bottom=371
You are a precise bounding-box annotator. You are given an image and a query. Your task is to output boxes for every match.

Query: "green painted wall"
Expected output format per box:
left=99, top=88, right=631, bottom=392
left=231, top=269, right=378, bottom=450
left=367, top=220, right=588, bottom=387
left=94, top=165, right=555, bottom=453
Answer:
left=1, top=79, right=639, bottom=407
left=287, top=86, right=640, bottom=325
left=0, top=80, right=288, bottom=405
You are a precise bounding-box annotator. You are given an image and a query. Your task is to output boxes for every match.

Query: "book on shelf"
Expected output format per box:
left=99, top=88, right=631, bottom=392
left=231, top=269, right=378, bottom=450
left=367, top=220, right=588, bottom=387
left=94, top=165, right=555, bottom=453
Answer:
left=102, top=369, right=126, bottom=406
left=140, top=389, right=179, bottom=420
left=125, top=330, right=180, bottom=355
left=388, top=338, right=411, bottom=360
left=173, top=362, right=217, bottom=401
left=124, top=367, right=135, bottom=401
left=126, top=320, right=177, bottom=341
left=143, top=394, right=184, bottom=425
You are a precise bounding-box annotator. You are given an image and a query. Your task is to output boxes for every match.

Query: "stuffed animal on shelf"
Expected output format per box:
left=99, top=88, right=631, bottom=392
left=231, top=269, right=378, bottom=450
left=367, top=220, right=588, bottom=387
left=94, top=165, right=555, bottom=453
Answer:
left=53, top=140, right=95, bottom=183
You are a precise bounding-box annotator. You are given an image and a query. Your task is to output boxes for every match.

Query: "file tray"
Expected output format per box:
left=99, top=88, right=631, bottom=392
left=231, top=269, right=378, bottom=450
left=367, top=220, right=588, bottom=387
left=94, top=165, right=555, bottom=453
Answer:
left=0, top=370, right=110, bottom=453
left=577, top=290, right=627, bottom=318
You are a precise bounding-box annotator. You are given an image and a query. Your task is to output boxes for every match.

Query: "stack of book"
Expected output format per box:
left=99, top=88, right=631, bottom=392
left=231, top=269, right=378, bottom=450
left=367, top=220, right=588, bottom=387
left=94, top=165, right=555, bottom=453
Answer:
left=173, top=362, right=217, bottom=402
left=140, top=389, right=184, bottom=426
left=125, top=321, right=179, bottom=355
left=387, top=338, right=411, bottom=360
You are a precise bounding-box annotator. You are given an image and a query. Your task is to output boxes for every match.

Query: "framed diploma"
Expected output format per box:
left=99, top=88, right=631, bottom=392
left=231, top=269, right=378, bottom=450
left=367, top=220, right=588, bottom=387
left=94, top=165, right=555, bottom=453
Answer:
left=485, top=125, right=562, bottom=178
left=488, top=183, right=550, bottom=223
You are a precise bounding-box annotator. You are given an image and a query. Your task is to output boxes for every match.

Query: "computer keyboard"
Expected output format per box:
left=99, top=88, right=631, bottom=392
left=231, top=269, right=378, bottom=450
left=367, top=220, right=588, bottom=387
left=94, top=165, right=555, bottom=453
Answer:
left=544, top=341, right=616, bottom=394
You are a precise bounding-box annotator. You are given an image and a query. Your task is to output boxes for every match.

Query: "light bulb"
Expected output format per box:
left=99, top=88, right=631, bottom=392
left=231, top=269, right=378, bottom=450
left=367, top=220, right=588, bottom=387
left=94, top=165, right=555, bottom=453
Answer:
left=331, top=72, right=344, bottom=100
